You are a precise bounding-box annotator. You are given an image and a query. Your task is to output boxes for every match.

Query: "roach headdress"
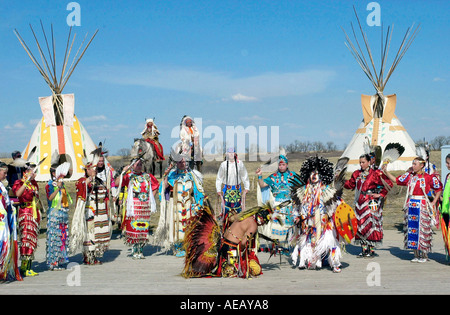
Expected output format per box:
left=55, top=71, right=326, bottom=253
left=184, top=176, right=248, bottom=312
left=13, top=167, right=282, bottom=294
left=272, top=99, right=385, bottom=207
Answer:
left=296, top=156, right=335, bottom=186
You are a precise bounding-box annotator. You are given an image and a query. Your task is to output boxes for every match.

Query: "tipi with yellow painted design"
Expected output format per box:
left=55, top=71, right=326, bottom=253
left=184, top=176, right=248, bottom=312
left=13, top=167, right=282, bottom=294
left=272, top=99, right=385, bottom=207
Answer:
left=340, top=8, right=419, bottom=172
left=15, top=23, right=109, bottom=181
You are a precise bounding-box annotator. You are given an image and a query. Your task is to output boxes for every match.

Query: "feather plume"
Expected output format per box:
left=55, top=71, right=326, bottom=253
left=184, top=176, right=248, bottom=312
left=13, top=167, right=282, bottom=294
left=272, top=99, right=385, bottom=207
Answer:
left=333, top=166, right=347, bottom=197
left=373, top=145, right=383, bottom=167
left=416, top=146, right=428, bottom=160
left=27, top=146, right=37, bottom=162
left=33, top=157, right=46, bottom=171
left=381, top=142, right=405, bottom=164
left=50, top=149, right=61, bottom=168
left=363, top=137, right=372, bottom=155
left=334, top=157, right=349, bottom=174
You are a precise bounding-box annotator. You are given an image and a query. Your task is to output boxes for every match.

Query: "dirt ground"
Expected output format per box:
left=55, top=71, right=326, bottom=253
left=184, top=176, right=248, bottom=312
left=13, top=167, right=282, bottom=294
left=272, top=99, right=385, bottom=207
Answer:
left=5, top=150, right=443, bottom=237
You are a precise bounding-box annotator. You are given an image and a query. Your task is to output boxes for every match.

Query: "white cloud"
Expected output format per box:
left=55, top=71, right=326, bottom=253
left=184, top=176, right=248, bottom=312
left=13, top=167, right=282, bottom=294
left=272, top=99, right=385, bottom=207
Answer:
left=88, top=65, right=336, bottom=100
left=4, top=122, right=25, bottom=129
left=433, top=77, right=445, bottom=82
left=326, top=129, right=350, bottom=139
left=231, top=93, right=258, bottom=102
left=81, top=115, right=107, bottom=122
left=240, top=115, right=267, bottom=122
left=283, top=122, right=303, bottom=129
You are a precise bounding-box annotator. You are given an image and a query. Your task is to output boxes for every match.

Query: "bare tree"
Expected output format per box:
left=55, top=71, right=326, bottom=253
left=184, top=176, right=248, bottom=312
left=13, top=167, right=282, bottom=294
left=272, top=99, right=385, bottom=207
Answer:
left=116, top=148, right=131, bottom=157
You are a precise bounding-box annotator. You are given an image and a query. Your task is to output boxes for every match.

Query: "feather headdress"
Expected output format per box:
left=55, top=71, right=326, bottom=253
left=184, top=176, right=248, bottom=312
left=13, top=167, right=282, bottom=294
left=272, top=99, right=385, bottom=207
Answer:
left=363, top=137, right=382, bottom=167
left=295, top=156, right=335, bottom=186
left=415, top=145, right=429, bottom=161
left=169, top=140, right=189, bottom=162
left=289, top=156, right=345, bottom=208
left=381, top=142, right=405, bottom=165
left=81, top=144, right=105, bottom=170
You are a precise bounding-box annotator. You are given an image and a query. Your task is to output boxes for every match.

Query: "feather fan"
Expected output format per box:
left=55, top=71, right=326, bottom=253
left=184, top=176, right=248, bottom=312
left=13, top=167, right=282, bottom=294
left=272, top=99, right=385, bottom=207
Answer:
left=334, top=157, right=349, bottom=174
left=381, top=142, right=405, bottom=164
left=55, top=162, right=70, bottom=179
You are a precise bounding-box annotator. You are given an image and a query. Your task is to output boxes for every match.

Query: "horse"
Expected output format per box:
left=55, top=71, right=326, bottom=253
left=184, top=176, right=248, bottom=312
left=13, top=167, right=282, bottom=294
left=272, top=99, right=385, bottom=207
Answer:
left=131, top=138, right=163, bottom=178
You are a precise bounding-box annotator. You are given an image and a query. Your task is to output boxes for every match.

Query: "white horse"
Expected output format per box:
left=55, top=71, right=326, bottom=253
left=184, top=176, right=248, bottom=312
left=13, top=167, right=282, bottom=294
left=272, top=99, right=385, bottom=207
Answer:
left=131, top=138, right=163, bottom=178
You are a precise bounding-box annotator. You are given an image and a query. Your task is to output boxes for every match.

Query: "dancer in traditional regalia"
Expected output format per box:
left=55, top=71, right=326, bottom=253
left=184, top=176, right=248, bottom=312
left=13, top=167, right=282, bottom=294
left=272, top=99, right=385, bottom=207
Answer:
left=182, top=201, right=285, bottom=279
left=96, top=153, right=118, bottom=227
left=71, top=161, right=111, bottom=265
left=256, top=153, right=296, bottom=251
left=0, top=161, right=22, bottom=281
left=416, top=145, right=441, bottom=225
left=179, top=115, right=202, bottom=171
left=289, top=156, right=346, bottom=273
left=45, top=162, right=72, bottom=270
left=216, top=148, right=250, bottom=231
left=382, top=157, right=442, bottom=262
left=12, top=162, right=42, bottom=276
left=344, top=154, right=393, bottom=258
left=141, top=118, right=165, bottom=161
left=115, top=158, right=159, bottom=259
left=154, top=144, right=205, bottom=256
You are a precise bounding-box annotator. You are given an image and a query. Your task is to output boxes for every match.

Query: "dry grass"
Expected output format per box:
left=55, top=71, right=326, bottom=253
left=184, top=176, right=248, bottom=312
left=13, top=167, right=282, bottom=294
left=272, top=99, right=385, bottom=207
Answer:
left=5, top=150, right=443, bottom=237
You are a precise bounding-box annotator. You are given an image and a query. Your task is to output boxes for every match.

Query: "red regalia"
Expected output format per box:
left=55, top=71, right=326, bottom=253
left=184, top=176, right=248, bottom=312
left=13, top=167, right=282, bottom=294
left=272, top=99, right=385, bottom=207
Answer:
left=344, top=168, right=393, bottom=245
left=12, top=178, right=41, bottom=259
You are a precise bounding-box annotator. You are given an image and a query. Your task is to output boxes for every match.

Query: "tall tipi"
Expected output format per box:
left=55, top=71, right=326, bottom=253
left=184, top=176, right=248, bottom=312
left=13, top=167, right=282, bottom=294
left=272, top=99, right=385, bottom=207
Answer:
left=15, top=23, right=108, bottom=181
left=340, top=9, right=419, bottom=172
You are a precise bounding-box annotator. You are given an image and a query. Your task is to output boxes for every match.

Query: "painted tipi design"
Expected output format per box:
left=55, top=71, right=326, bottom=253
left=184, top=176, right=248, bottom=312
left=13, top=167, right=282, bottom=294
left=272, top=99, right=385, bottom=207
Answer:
left=340, top=9, right=420, bottom=172
left=14, top=23, right=108, bottom=181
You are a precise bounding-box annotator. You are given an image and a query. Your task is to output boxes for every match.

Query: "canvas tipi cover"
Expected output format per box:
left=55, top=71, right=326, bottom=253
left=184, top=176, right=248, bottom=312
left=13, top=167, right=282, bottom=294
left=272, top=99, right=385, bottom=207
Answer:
left=21, top=94, right=100, bottom=181
left=340, top=8, right=420, bottom=172
left=14, top=24, right=109, bottom=181
left=342, top=93, right=416, bottom=172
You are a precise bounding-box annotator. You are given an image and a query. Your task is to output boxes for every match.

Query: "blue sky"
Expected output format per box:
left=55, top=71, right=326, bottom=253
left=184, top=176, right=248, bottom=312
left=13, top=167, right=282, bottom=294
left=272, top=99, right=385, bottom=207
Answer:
left=0, top=0, right=449, bottom=156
